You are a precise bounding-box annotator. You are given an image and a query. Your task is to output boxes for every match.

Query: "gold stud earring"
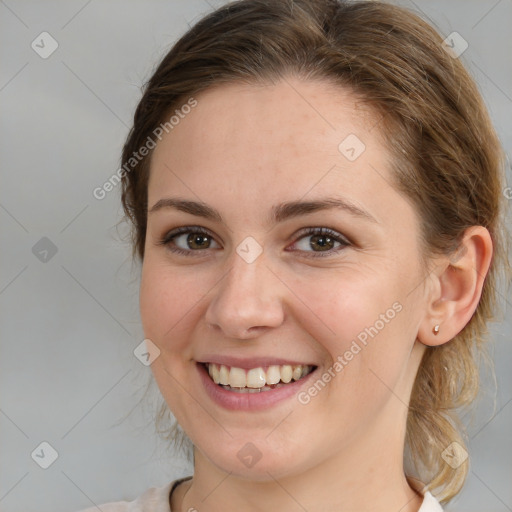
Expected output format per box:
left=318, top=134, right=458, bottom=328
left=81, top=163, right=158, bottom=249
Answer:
left=433, top=324, right=440, bottom=335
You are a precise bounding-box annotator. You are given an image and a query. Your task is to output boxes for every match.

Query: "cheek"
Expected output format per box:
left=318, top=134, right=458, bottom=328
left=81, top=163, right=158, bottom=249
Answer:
left=139, top=259, right=202, bottom=351
left=289, top=268, right=402, bottom=351
left=290, top=269, right=415, bottom=401
left=139, top=259, right=205, bottom=413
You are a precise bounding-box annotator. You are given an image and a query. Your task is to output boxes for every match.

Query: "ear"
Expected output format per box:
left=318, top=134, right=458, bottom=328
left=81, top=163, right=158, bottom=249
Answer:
left=417, top=226, right=493, bottom=347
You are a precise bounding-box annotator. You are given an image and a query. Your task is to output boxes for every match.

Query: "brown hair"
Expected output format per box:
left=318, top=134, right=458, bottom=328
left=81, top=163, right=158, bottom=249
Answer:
left=120, top=0, right=510, bottom=503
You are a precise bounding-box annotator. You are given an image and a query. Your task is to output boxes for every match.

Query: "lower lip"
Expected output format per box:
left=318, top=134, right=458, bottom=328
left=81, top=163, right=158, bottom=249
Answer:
left=197, top=362, right=318, bottom=411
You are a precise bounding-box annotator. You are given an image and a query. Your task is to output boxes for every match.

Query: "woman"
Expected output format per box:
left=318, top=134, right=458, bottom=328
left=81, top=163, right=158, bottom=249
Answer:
left=79, top=0, right=509, bottom=510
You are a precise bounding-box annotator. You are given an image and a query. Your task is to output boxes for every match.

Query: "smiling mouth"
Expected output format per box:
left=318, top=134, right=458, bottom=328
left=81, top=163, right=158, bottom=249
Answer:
left=202, top=362, right=316, bottom=393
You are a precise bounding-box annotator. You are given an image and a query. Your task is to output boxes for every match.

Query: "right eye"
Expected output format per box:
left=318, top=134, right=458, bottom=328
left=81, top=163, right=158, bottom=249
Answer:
left=158, top=226, right=221, bottom=256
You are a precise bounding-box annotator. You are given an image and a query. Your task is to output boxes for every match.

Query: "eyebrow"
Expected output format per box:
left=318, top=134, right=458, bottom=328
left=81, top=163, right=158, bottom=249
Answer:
left=148, top=196, right=378, bottom=225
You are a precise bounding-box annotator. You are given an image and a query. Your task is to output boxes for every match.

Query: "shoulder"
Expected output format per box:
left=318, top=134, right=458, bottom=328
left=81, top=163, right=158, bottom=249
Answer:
left=75, top=478, right=440, bottom=511
left=419, top=491, right=444, bottom=512
left=74, top=477, right=191, bottom=512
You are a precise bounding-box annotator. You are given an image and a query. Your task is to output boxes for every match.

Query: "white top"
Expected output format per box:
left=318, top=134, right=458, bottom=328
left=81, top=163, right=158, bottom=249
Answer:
left=76, top=476, right=443, bottom=511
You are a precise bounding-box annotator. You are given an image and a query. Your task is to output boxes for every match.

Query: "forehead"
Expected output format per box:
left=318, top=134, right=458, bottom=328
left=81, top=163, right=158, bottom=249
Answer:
left=148, top=78, right=396, bottom=220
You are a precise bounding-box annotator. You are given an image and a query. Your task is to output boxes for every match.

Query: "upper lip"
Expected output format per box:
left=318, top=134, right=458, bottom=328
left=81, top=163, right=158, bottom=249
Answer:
left=197, top=355, right=317, bottom=369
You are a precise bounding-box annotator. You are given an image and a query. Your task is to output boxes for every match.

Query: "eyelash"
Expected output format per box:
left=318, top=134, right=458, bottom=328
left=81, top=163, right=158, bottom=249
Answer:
left=157, top=226, right=351, bottom=258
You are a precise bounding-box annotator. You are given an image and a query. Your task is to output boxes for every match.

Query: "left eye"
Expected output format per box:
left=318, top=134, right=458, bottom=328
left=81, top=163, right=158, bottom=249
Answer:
left=290, top=228, right=350, bottom=257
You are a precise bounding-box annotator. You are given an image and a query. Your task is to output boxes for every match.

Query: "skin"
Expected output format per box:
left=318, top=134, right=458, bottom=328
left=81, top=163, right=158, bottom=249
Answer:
left=139, top=77, right=493, bottom=512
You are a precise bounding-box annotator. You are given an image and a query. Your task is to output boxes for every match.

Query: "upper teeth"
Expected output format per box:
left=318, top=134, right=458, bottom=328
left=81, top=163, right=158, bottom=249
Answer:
left=206, top=363, right=314, bottom=388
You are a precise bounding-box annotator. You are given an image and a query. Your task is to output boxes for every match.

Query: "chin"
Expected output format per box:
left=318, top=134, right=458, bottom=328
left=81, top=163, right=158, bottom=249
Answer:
left=194, top=434, right=313, bottom=482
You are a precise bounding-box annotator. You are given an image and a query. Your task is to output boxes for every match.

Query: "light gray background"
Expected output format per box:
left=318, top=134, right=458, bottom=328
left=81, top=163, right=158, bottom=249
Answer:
left=1, top=1, right=511, bottom=511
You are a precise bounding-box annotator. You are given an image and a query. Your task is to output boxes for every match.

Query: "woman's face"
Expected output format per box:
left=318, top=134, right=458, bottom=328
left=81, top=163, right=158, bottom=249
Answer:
left=140, top=78, right=430, bottom=479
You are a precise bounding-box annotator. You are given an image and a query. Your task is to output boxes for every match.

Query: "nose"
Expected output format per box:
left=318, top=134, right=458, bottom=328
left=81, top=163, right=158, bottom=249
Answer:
left=204, top=250, right=285, bottom=339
